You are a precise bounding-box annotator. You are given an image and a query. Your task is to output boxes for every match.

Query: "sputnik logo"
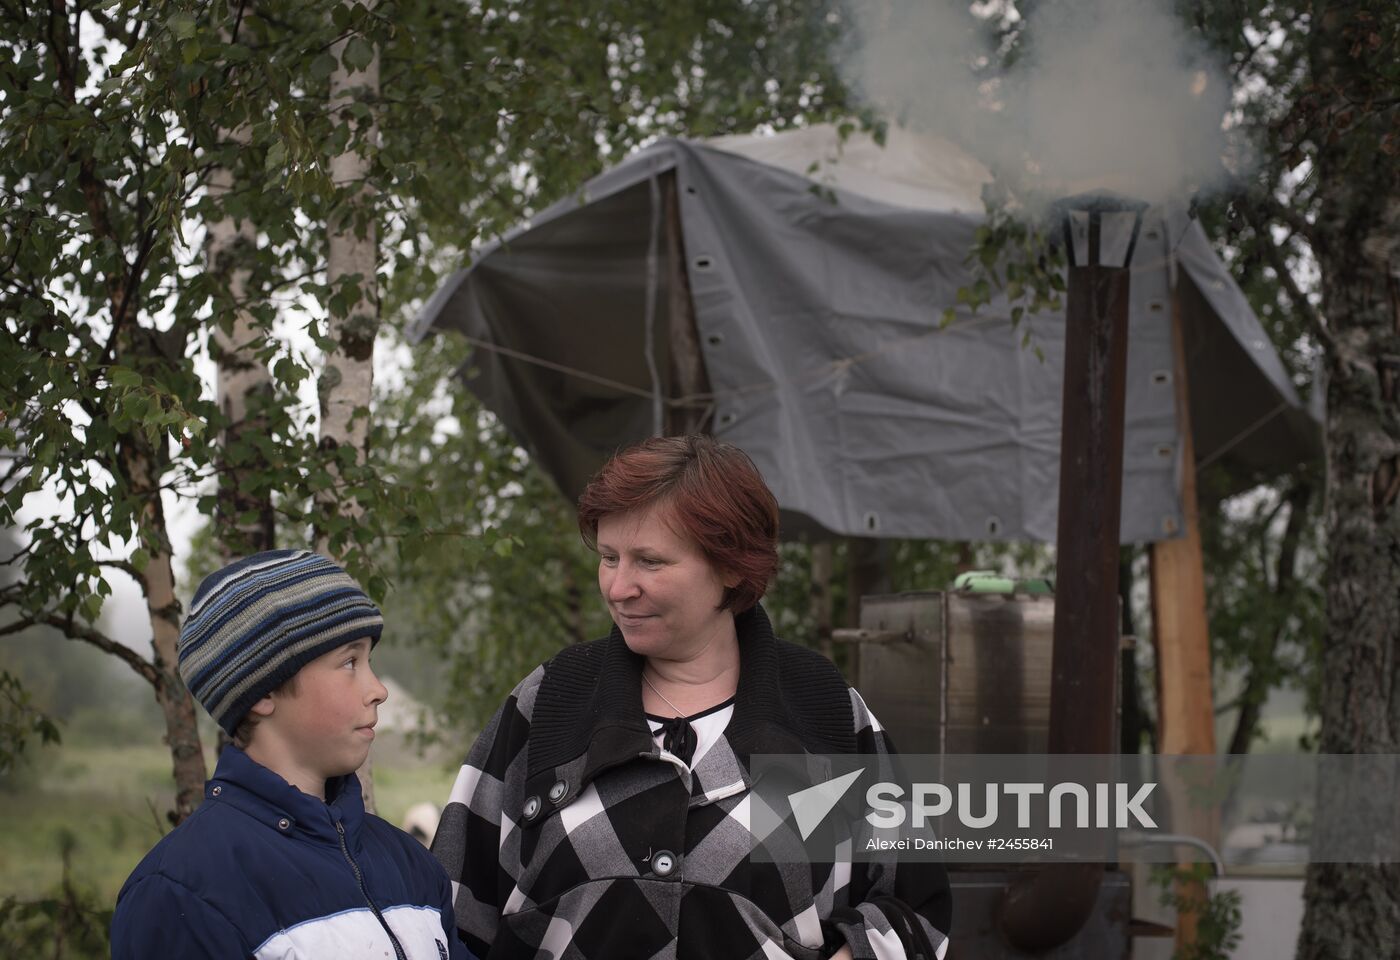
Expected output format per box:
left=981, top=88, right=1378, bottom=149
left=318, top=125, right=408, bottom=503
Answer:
left=787, top=769, right=865, bottom=840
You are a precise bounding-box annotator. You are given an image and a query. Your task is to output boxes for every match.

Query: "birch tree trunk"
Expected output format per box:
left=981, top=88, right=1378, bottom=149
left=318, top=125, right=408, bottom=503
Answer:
left=209, top=118, right=275, bottom=561
left=318, top=22, right=379, bottom=534
left=127, top=435, right=210, bottom=823
left=106, top=319, right=208, bottom=823
left=319, top=10, right=381, bottom=811
left=1296, top=5, right=1400, bottom=956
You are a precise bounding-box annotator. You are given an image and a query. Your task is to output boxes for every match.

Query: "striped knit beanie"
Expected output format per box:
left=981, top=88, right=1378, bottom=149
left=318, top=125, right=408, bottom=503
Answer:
left=177, top=550, right=384, bottom=735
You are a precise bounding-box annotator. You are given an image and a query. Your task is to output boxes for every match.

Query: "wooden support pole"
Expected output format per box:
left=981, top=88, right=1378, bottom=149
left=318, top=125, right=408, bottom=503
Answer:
left=662, top=172, right=711, bottom=436
left=843, top=537, right=891, bottom=682
left=1149, top=277, right=1219, bottom=951
left=1149, top=286, right=1217, bottom=759
left=811, top=540, right=835, bottom=661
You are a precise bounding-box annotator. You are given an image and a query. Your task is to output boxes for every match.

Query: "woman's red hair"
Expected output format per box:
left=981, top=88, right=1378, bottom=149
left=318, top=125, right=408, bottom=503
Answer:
left=577, top=435, right=780, bottom=613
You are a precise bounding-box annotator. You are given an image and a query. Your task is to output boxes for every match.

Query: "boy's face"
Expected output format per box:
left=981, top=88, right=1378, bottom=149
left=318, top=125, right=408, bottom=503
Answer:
left=255, top=637, right=387, bottom=788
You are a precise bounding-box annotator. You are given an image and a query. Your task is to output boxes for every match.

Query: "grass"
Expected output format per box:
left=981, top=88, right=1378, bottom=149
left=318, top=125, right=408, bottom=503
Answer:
left=0, top=733, right=460, bottom=908
left=0, top=743, right=182, bottom=903
left=372, top=744, right=462, bottom=828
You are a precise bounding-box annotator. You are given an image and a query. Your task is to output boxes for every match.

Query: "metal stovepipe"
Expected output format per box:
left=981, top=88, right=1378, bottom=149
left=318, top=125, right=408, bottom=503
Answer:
left=1000, top=196, right=1143, bottom=952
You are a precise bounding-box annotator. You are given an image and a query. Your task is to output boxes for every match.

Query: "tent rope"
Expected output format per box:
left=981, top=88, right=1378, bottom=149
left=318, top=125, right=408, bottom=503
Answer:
left=453, top=336, right=662, bottom=400
left=452, top=310, right=1010, bottom=413
left=1194, top=400, right=1289, bottom=474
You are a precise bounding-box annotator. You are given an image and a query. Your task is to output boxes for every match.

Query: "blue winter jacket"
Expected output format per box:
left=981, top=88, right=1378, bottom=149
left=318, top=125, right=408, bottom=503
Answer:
left=111, top=745, right=473, bottom=960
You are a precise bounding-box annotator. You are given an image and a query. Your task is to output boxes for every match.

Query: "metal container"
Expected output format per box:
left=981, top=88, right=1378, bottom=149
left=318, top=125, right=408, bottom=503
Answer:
left=852, top=588, right=1060, bottom=756
left=947, top=868, right=1133, bottom=960
left=845, top=586, right=1136, bottom=959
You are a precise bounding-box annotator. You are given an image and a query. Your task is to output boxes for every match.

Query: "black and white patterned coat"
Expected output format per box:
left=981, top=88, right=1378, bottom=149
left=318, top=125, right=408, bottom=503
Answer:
left=431, top=605, right=952, bottom=960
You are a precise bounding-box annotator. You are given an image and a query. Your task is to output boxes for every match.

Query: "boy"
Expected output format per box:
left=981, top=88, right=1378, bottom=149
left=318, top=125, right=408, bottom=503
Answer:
left=111, top=549, right=472, bottom=960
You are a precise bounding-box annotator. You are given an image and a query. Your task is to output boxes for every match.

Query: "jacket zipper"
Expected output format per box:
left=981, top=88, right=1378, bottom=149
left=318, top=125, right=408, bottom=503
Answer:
left=335, top=819, right=409, bottom=960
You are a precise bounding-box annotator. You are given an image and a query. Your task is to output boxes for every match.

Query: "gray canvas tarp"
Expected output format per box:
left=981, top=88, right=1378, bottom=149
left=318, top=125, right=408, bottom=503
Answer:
left=412, top=125, right=1320, bottom=543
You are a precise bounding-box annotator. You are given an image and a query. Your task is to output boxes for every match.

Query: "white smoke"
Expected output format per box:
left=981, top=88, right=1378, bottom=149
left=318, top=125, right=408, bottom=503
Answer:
left=839, top=0, right=1239, bottom=210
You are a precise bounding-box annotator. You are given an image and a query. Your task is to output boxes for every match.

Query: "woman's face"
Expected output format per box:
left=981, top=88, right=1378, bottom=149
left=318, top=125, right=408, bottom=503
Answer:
left=595, top=504, right=735, bottom=660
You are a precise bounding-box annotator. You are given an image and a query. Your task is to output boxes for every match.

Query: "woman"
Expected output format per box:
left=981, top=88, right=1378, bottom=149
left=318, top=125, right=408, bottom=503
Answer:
left=432, top=436, right=951, bottom=960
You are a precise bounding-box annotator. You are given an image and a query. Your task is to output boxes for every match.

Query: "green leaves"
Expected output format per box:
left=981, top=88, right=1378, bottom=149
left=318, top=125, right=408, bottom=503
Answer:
left=310, top=52, right=339, bottom=82
left=264, top=139, right=288, bottom=174
left=0, top=671, right=62, bottom=779
left=78, top=593, right=104, bottom=625
left=107, top=366, right=142, bottom=389
left=1151, top=864, right=1243, bottom=960
left=166, top=12, right=197, bottom=41
left=340, top=36, right=375, bottom=74
left=273, top=356, right=311, bottom=389
left=951, top=188, right=1065, bottom=335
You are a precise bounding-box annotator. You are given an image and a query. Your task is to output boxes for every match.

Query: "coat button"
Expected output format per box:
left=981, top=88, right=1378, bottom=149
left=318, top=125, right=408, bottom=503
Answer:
left=652, top=850, right=678, bottom=877
left=277, top=818, right=290, bottom=831
left=523, top=796, right=542, bottom=820
left=211, top=785, right=222, bottom=797
left=548, top=780, right=568, bottom=803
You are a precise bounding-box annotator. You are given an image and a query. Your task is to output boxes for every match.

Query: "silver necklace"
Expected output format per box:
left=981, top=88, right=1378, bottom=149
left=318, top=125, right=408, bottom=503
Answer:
left=642, top=670, right=687, bottom=718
